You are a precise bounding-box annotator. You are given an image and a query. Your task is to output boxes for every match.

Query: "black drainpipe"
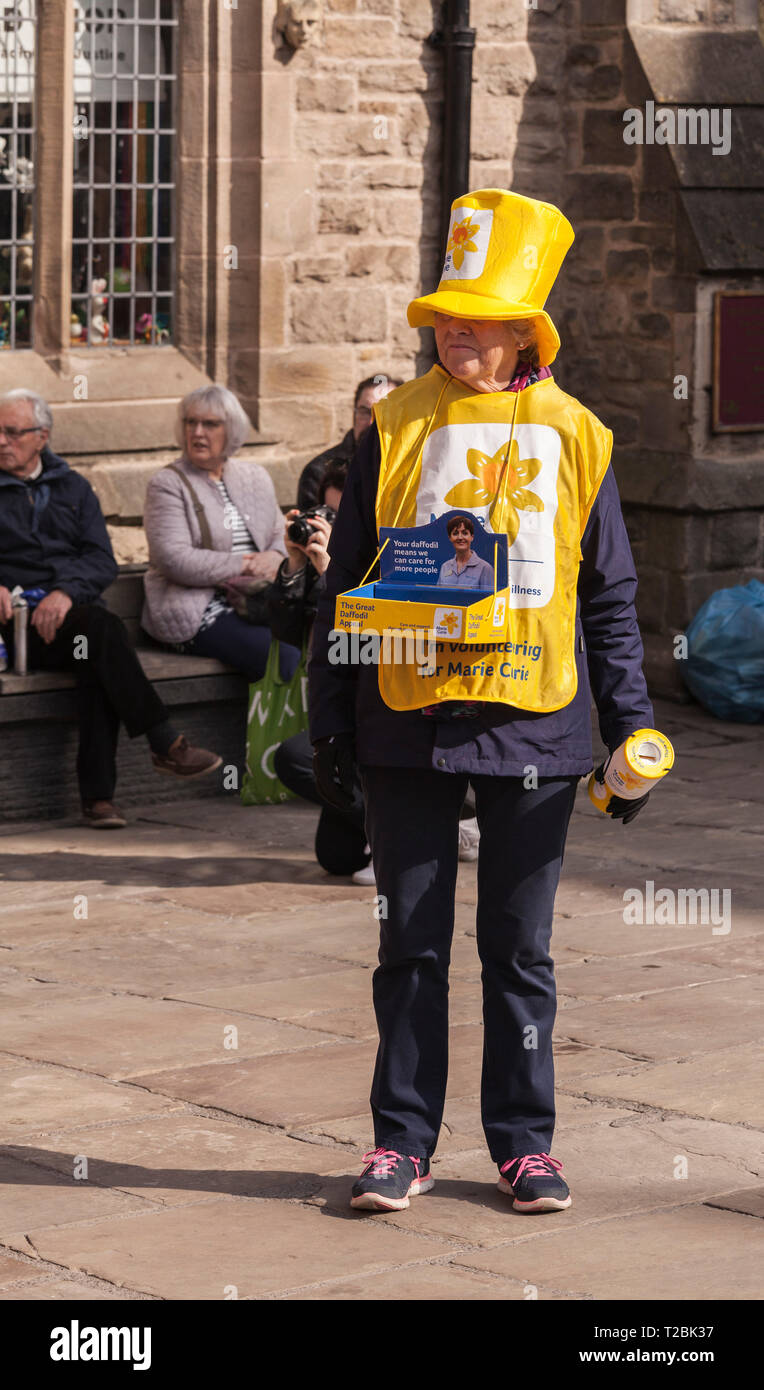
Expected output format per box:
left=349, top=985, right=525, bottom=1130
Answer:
left=437, top=0, right=476, bottom=251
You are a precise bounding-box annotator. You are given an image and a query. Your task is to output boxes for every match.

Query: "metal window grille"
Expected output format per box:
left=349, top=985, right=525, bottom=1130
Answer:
left=72, top=0, right=176, bottom=348
left=0, top=0, right=36, bottom=351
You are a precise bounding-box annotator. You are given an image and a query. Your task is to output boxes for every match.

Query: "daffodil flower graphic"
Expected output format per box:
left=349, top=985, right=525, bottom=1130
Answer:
left=447, top=216, right=481, bottom=270
left=441, top=611, right=459, bottom=635
left=443, top=439, right=544, bottom=545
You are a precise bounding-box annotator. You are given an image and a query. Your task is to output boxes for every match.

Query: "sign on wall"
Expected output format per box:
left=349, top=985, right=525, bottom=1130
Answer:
left=74, top=0, right=166, bottom=101
left=713, top=292, right=764, bottom=432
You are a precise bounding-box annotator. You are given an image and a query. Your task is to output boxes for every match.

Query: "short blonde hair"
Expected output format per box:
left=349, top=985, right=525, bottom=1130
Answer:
left=507, top=319, right=540, bottom=369
left=177, top=384, right=252, bottom=458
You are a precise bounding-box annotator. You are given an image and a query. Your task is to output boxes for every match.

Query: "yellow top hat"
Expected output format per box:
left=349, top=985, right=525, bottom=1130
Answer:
left=407, top=188, right=575, bottom=367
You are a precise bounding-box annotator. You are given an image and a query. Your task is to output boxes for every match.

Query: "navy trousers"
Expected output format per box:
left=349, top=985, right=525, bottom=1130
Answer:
left=16, top=605, right=168, bottom=802
left=360, top=766, right=579, bottom=1167
left=185, top=610, right=300, bottom=683
left=273, top=730, right=369, bottom=876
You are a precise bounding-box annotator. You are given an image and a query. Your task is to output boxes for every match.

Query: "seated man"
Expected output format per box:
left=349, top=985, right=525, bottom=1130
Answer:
left=0, top=389, right=221, bottom=828
left=296, top=373, right=402, bottom=510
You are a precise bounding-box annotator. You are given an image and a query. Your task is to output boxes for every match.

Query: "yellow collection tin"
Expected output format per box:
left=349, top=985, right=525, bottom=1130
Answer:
left=588, top=728, right=675, bottom=812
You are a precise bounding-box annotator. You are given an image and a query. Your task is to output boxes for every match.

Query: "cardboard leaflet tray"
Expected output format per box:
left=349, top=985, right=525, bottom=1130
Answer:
left=334, top=512, right=511, bottom=646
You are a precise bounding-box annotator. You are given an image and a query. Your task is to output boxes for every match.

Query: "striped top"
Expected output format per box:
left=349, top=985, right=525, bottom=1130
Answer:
left=197, top=479, right=257, bottom=633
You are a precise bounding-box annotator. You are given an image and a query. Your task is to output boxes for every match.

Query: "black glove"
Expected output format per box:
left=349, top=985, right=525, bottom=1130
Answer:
left=313, top=733, right=357, bottom=811
left=593, top=761, right=650, bottom=825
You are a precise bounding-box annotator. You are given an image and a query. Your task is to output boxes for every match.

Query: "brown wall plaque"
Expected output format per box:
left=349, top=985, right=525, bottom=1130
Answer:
left=713, top=291, right=764, bottom=432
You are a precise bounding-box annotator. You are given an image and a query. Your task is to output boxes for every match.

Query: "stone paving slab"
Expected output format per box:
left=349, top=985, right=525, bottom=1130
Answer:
left=555, top=949, right=737, bottom=1004
left=3, top=1116, right=351, bottom=1207
left=0, top=899, right=225, bottom=947
left=137, top=801, right=322, bottom=846
left=0, top=1067, right=183, bottom=1142
left=0, top=1252, right=48, bottom=1287
left=579, top=1042, right=764, bottom=1128
left=552, top=976, right=763, bottom=1061
left=456, top=1204, right=762, bottom=1300
left=139, top=1038, right=376, bottom=1125
left=705, top=1189, right=764, bottom=1219
left=553, top=910, right=761, bottom=961
left=691, top=772, right=764, bottom=802
left=0, top=994, right=333, bottom=1081
left=0, top=1279, right=130, bottom=1300
left=175, top=965, right=375, bottom=1019
left=6, top=930, right=355, bottom=997
left=137, top=881, right=375, bottom=916
left=551, top=1041, right=653, bottom=1078
left=0, top=1153, right=148, bottom=1240
left=626, top=1117, right=764, bottom=1178
left=675, top=938, right=764, bottom=974
left=8, top=1199, right=457, bottom=1300
left=573, top=823, right=764, bottom=869
left=281, top=1262, right=558, bottom=1300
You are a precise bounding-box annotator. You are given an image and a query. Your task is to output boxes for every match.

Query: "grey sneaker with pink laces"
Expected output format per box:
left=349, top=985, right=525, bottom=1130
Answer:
left=350, top=1147, right=434, bottom=1212
left=498, top=1153, right=572, bottom=1212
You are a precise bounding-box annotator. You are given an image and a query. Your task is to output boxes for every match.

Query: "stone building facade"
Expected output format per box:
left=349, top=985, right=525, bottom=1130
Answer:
left=1, top=0, right=762, bottom=696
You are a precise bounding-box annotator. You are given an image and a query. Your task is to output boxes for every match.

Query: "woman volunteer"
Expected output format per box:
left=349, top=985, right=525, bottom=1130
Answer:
left=309, top=189, right=654, bottom=1214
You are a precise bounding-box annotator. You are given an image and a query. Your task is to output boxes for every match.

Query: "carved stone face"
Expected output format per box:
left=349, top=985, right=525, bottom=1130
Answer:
left=278, top=0, right=322, bottom=49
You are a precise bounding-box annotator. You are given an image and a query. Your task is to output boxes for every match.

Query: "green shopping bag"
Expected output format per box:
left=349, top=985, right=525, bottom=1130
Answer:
left=240, top=639, right=309, bottom=805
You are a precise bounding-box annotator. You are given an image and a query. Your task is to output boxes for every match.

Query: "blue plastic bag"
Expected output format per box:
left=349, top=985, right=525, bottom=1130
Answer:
left=683, top=579, right=764, bottom=723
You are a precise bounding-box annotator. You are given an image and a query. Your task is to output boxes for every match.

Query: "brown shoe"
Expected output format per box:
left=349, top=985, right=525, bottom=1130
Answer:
left=151, top=734, right=223, bottom=780
left=82, top=799, right=127, bottom=829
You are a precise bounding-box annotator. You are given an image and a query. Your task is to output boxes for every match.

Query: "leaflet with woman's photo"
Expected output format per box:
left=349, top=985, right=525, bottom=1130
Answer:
left=378, top=509, right=508, bottom=603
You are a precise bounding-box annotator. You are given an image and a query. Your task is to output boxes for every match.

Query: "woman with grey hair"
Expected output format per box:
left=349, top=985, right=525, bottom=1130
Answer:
left=142, top=384, right=299, bottom=679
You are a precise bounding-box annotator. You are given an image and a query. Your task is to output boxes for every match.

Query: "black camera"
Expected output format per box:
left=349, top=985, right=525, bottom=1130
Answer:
left=287, top=504, right=337, bottom=547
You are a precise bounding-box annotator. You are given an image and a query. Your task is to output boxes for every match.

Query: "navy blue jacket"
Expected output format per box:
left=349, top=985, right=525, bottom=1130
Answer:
left=0, top=447, right=118, bottom=605
left=308, top=422, right=654, bottom=776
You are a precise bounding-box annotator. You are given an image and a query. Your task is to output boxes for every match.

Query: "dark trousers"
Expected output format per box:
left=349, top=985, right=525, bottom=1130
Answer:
left=360, top=766, right=579, bottom=1166
left=274, top=730, right=369, bottom=876
left=184, top=610, right=300, bottom=683
left=18, top=605, right=168, bottom=802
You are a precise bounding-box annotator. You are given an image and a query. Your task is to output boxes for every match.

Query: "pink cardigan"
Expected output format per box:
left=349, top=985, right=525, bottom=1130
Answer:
left=141, top=455, right=287, bottom=644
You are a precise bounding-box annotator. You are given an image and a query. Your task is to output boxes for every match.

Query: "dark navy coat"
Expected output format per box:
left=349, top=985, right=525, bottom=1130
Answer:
left=0, top=446, right=118, bottom=605
left=308, top=422, right=654, bottom=776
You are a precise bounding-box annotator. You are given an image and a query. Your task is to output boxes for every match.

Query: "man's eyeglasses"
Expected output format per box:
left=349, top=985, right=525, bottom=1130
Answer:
left=0, top=425, right=42, bottom=441
left=184, top=417, right=224, bottom=431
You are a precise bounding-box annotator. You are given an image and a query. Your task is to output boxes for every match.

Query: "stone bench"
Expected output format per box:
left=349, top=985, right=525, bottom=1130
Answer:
left=0, top=570, right=249, bottom=823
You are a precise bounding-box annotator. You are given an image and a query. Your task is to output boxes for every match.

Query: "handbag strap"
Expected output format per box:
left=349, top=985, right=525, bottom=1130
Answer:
left=168, top=465, right=213, bottom=550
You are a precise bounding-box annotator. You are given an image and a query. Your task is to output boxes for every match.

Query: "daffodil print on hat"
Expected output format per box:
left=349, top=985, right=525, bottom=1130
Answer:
left=442, top=207, right=493, bottom=279
left=408, top=188, right=575, bottom=367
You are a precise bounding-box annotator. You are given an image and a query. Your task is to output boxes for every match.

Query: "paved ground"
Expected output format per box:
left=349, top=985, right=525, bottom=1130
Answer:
left=0, top=697, right=761, bottom=1301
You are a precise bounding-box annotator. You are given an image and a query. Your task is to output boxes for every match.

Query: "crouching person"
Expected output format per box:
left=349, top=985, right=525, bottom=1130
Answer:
left=270, top=464, right=371, bottom=878
left=0, top=389, right=221, bottom=828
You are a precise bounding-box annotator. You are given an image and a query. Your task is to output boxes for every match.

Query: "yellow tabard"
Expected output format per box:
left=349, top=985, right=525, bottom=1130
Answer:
left=372, top=365, right=613, bottom=713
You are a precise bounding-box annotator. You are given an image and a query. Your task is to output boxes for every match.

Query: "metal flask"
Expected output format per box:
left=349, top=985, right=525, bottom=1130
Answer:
left=12, top=596, right=28, bottom=676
